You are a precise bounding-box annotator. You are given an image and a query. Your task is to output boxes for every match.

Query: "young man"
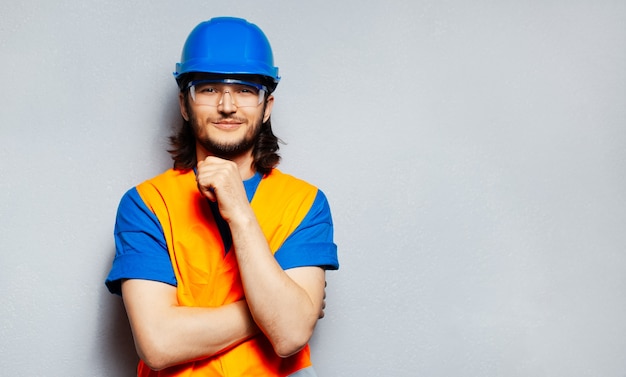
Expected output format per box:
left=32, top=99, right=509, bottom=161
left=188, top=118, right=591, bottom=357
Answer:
left=105, top=17, right=339, bottom=376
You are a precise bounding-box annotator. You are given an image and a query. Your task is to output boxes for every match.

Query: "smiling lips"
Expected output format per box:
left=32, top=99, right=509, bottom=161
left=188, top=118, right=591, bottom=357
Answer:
left=212, top=118, right=245, bottom=130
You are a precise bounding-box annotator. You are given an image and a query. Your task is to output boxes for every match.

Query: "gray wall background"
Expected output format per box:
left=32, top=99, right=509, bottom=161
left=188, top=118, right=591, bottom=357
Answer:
left=1, top=1, right=625, bottom=376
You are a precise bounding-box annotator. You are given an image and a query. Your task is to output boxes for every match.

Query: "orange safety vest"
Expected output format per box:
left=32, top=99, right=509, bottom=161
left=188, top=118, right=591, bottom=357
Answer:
left=134, top=168, right=318, bottom=376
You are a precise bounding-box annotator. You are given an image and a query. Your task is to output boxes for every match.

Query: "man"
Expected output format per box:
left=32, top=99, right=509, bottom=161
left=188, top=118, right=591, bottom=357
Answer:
left=105, top=17, right=339, bottom=377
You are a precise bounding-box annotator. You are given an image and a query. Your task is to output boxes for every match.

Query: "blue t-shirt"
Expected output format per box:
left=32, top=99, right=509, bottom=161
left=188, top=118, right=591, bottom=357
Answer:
left=105, top=172, right=338, bottom=295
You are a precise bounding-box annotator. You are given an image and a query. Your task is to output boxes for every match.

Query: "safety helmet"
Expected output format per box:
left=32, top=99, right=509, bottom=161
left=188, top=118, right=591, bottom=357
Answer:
left=174, top=17, right=280, bottom=92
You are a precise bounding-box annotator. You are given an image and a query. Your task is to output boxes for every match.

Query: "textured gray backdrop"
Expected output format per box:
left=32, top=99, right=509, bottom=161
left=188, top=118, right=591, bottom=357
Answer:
left=1, top=1, right=625, bottom=376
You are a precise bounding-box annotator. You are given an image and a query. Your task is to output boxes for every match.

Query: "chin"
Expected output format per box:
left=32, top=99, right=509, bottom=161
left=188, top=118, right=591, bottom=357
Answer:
left=200, top=138, right=255, bottom=159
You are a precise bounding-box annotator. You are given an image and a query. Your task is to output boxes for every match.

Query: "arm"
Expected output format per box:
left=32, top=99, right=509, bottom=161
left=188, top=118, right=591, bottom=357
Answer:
left=121, top=279, right=259, bottom=371
left=196, top=157, right=327, bottom=357
left=230, top=216, right=326, bottom=357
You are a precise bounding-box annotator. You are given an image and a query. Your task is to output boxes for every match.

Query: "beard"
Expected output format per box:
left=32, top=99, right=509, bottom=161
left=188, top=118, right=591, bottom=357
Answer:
left=188, top=108, right=264, bottom=160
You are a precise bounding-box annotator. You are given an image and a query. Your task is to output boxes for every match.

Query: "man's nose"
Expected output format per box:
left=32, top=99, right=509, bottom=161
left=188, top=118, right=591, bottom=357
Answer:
left=218, top=90, right=237, bottom=112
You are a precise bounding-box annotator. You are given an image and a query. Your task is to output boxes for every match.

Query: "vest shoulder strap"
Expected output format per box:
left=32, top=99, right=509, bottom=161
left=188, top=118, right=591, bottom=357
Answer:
left=251, top=169, right=318, bottom=253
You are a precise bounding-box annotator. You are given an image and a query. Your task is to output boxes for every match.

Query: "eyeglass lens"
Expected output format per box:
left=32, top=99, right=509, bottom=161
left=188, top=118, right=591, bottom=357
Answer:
left=190, top=83, right=265, bottom=107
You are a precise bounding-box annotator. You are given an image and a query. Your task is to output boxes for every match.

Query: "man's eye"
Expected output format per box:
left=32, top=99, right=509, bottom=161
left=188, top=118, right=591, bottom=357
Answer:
left=238, top=87, right=258, bottom=95
left=198, top=86, right=218, bottom=94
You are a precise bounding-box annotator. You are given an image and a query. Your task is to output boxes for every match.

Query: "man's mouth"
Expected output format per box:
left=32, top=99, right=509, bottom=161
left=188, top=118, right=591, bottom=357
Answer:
left=212, top=118, right=245, bottom=129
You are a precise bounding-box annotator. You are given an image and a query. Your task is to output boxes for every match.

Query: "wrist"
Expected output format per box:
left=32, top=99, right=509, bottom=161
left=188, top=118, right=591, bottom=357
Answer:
left=226, top=209, right=257, bottom=229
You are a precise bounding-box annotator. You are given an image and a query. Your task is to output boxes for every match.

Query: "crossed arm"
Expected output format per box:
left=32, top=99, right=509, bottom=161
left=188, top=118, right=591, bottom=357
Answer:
left=121, top=279, right=256, bottom=370
left=121, top=266, right=324, bottom=371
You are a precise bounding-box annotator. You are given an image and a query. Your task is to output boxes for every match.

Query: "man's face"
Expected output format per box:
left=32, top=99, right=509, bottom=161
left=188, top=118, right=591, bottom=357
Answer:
left=180, top=80, right=274, bottom=159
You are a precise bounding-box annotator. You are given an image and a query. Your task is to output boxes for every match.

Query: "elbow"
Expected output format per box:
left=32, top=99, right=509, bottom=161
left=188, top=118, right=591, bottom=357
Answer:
left=141, top=355, right=170, bottom=372
left=273, top=328, right=314, bottom=358
left=136, top=339, right=175, bottom=371
left=275, top=341, right=307, bottom=359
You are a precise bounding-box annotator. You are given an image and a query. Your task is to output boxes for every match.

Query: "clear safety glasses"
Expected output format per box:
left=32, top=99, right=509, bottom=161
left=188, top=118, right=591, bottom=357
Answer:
left=186, top=79, right=267, bottom=107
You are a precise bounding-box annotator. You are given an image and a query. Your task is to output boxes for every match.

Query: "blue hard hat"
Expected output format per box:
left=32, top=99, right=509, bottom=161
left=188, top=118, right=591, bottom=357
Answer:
left=174, top=17, right=280, bottom=91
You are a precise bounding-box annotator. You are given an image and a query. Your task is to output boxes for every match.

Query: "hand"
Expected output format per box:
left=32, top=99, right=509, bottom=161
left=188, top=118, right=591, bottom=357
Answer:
left=196, top=156, right=251, bottom=222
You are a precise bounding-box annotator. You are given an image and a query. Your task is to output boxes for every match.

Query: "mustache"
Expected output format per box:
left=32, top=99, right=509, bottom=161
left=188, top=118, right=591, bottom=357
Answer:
left=209, top=116, right=247, bottom=123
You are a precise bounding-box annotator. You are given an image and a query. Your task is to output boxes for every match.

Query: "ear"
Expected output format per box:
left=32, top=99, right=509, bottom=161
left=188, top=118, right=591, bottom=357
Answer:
left=263, top=94, right=274, bottom=123
left=179, top=92, right=189, bottom=121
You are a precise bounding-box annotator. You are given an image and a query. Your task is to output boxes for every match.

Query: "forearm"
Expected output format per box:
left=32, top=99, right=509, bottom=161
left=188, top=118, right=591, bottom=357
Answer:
left=142, top=303, right=257, bottom=368
left=122, top=279, right=258, bottom=370
left=229, top=215, right=324, bottom=357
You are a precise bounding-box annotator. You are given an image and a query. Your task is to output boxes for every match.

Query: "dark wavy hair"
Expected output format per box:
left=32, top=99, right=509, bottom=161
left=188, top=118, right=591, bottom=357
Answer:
left=168, top=90, right=281, bottom=175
